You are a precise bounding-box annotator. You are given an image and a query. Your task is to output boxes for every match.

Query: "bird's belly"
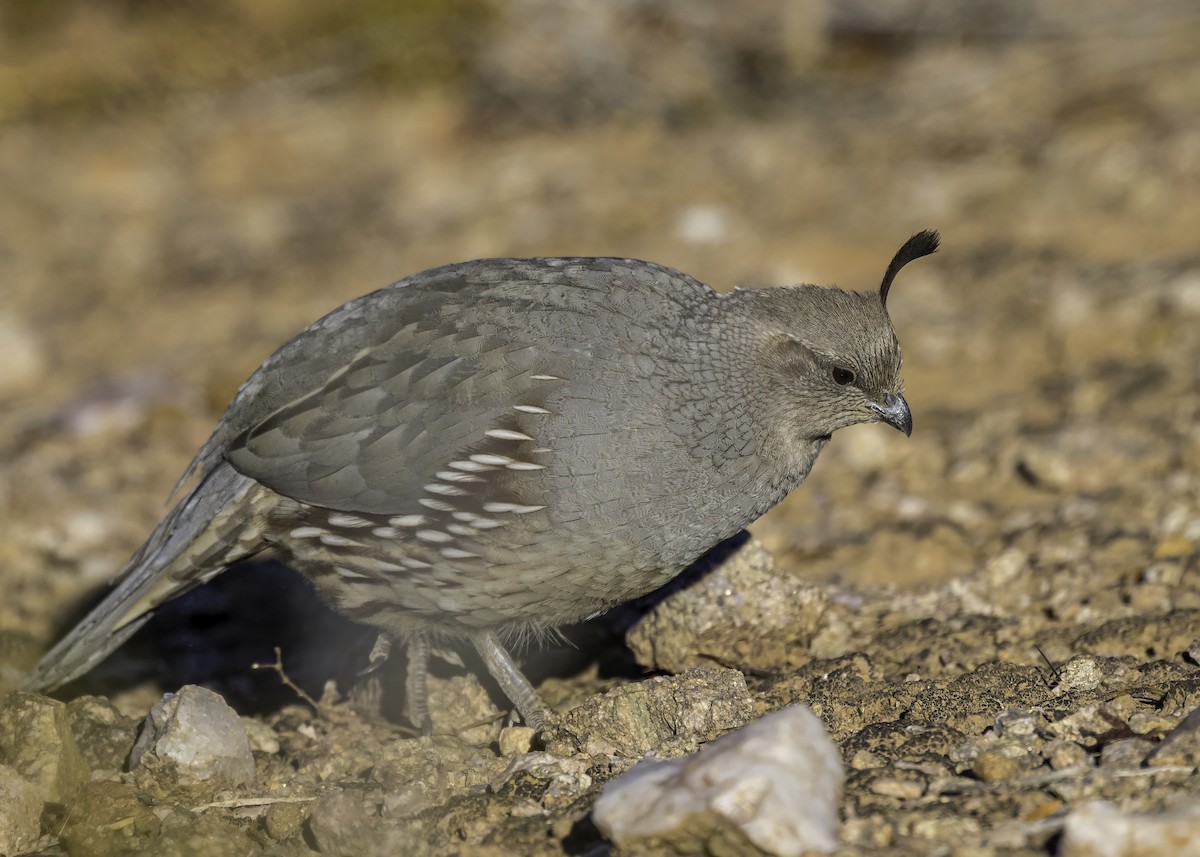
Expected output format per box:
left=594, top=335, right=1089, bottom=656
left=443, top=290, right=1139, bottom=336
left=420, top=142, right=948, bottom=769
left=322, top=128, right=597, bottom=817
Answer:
left=258, top=436, right=798, bottom=637
left=272, top=519, right=682, bottom=635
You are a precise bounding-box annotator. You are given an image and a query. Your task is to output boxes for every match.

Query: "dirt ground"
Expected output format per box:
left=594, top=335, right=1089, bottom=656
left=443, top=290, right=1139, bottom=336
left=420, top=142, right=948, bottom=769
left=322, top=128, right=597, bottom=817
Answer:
left=2, top=1, right=1200, bottom=855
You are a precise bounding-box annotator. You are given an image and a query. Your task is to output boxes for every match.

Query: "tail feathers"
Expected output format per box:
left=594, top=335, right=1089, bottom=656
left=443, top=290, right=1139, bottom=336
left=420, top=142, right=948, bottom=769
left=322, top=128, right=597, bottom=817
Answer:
left=23, top=461, right=268, bottom=693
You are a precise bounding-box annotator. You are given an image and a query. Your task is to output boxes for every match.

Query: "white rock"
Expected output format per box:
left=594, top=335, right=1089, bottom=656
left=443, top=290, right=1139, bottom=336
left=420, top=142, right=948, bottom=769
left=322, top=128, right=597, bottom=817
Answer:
left=1059, top=800, right=1200, bottom=857
left=593, top=705, right=843, bottom=856
left=129, top=685, right=255, bottom=797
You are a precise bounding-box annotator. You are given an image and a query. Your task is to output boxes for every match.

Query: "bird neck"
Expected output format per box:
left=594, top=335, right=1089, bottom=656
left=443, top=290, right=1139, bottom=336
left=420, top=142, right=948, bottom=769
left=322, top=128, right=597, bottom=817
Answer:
left=673, top=289, right=834, bottom=507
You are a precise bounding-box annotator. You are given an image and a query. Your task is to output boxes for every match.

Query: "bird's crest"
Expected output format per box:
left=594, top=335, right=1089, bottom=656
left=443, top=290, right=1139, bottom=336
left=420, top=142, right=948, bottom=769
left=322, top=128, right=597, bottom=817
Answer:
left=879, top=229, right=940, bottom=306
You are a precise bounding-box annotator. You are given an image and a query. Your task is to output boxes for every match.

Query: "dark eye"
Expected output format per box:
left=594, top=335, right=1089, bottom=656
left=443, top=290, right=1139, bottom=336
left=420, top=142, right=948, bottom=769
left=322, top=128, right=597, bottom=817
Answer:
left=831, top=366, right=855, bottom=386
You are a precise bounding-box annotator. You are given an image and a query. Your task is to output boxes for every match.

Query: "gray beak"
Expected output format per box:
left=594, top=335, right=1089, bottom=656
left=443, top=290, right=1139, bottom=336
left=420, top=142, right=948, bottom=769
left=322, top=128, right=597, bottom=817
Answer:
left=871, top=394, right=912, bottom=437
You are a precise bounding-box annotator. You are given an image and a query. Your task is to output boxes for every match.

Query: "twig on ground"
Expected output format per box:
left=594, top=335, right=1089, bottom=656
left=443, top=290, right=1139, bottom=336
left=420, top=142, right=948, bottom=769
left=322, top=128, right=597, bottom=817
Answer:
left=252, top=646, right=322, bottom=713
left=192, top=795, right=318, bottom=812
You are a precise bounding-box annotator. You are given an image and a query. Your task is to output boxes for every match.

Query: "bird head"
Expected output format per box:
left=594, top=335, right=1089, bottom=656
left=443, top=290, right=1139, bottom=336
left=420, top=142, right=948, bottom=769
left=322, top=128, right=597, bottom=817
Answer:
left=733, top=230, right=939, bottom=442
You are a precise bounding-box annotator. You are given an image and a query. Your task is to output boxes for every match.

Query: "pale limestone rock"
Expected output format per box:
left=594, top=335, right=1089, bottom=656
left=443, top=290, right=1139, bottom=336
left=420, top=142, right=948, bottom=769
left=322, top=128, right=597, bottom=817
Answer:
left=593, top=705, right=843, bottom=856
left=129, top=685, right=255, bottom=800
left=1059, top=801, right=1200, bottom=857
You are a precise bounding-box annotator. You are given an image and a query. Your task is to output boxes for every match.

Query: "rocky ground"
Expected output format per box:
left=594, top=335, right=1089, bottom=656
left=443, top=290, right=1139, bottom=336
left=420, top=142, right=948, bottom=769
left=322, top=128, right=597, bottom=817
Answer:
left=2, top=1, right=1200, bottom=855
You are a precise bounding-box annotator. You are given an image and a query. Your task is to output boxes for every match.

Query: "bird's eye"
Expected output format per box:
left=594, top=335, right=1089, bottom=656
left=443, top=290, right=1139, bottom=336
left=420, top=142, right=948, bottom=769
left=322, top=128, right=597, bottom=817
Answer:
left=831, top=366, right=855, bottom=386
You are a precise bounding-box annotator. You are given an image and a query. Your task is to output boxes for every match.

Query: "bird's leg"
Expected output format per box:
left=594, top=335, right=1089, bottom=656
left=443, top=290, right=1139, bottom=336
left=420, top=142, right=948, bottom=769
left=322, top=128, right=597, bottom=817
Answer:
left=359, top=633, right=392, bottom=674
left=404, top=632, right=433, bottom=736
left=471, top=631, right=546, bottom=731
left=349, top=634, right=394, bottom=720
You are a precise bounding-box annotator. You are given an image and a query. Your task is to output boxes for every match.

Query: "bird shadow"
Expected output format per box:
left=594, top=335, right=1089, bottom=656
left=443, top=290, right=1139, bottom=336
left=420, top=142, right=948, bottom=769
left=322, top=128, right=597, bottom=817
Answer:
left=53, top=560, right=376, bottom=715
left=46, top=530, right=749, bottom=719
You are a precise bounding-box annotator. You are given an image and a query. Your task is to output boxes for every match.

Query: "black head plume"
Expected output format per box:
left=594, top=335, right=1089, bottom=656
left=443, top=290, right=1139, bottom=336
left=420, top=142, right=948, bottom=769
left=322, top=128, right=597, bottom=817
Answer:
left=879, top=229, right=940, bottom=306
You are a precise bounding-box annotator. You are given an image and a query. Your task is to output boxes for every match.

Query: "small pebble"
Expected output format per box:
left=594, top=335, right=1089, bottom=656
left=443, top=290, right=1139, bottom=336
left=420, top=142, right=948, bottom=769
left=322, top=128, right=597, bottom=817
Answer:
left=1046, top=740, right=1090, bottom=771
left=1145, top=708, right=1200, bottom=768
left=498, top=725, right=535, bottom=755
left=1098, top=738, right=1153, bottom=768
left=868, top=776, right=925, bottom=799
left=265, top=800, right=310, bottom=841
left=971, top=749, right=1026, bottom=782
left=307, top=790, right=377, bottom=856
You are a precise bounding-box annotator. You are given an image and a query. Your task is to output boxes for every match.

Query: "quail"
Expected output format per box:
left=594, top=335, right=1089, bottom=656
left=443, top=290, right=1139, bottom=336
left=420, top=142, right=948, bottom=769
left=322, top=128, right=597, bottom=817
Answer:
left=25, top=230, right=939, bottom=731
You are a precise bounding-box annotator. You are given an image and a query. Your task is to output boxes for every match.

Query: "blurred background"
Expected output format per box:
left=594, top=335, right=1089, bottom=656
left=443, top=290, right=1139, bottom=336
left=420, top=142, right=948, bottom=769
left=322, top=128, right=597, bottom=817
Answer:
left=4, top=6, right=1200, bottom=853
left=2, top=0, right=1200, bottom=705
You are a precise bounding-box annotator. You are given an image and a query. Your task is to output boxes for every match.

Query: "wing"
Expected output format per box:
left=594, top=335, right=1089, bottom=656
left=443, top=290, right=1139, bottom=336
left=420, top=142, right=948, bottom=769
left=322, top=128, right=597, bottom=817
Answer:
left=226, top=313, right=569, bottom=514
left=200, top=257, right=711, bottom=515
